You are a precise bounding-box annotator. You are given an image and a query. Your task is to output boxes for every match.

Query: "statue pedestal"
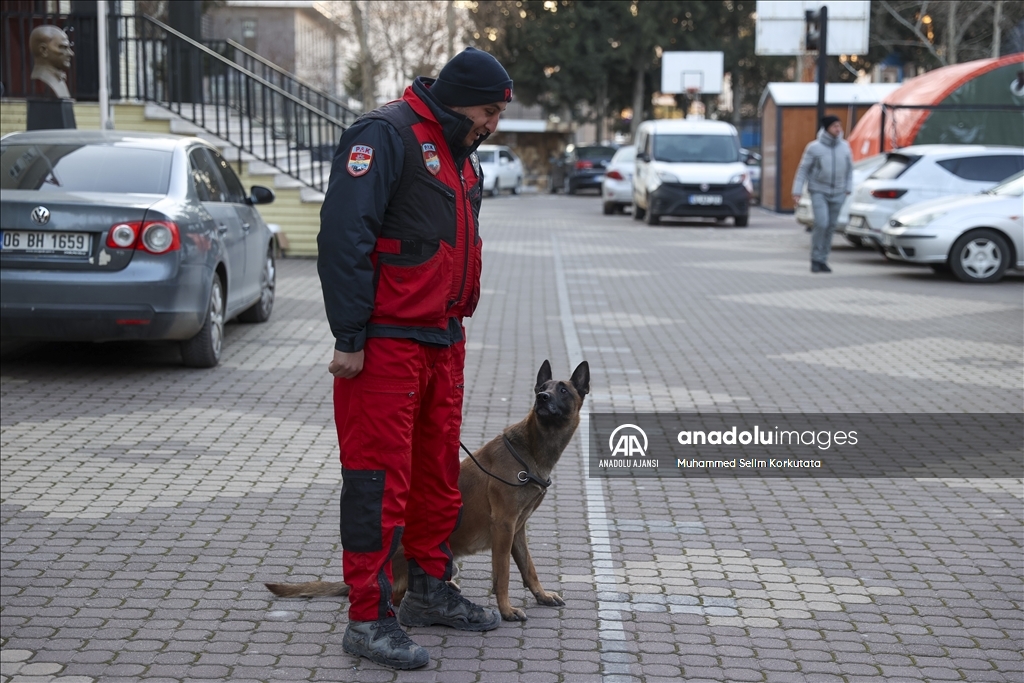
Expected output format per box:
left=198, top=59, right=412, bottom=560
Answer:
left=26, top=99, right=77, bottom=130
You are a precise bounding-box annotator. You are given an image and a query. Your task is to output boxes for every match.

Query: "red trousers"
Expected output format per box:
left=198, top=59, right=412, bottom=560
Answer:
left=333, top=336, right=464, bottom=621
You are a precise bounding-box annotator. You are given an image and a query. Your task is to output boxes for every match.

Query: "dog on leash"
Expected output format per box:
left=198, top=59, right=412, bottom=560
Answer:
left=265, top=359, right=590, bottom=621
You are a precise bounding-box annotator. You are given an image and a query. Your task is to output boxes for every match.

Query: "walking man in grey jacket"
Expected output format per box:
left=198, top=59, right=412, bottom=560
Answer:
left=792, top=116, right=854, bottom=273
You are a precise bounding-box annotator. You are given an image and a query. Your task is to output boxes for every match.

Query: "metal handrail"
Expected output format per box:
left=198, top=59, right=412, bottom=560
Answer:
left=205, top=37, right=360, bottom=125
left=125, top=14, right=346, bottom=192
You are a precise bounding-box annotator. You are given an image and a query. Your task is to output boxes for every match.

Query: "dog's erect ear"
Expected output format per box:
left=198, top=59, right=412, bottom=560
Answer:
left=570, top=361, right=590, bottom=398
left=535, top=360, right=552, bottom=392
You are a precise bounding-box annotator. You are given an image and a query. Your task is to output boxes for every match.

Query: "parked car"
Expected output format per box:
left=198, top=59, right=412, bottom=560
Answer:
left=795, top=154, right=886, bottom=244
left=549, top=144, right=617, bottom=195
left=846, top=145, right=1024, bottom=250
left=601, top=145, right=636, bottom=215
left=881, top=171, right=1023, bottom=283
left=632, top=118, right=752, bottom=226
left=0, top=130, right=277, bottom=367
left=476, top=144, right=523, bottom=196
left=741, top=148, right=761, bottom=202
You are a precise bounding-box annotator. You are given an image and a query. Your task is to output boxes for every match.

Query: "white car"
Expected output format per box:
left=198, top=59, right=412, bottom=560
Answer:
left=476, top=144, right=523, bottom=196
left=795, top=154, right=886, bottom=245
left=601, top=145, right=636, bottom=215
left=846, top=145, right=1024, bottom=249
left=881, top=171, right=1024, bottom=283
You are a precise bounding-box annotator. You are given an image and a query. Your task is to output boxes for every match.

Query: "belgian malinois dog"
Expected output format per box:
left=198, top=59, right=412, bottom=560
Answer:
left=266, top=359, right=590, bottom=622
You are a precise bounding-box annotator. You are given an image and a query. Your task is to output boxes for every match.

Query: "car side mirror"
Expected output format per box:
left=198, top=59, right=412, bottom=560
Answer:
left=249, top=185, right=275, bottom=205
left=637, top=152, right=650, bottom=162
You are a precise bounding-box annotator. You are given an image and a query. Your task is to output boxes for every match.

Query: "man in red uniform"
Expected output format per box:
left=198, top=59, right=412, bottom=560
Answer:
left=317, top=47, right=512, bottom=670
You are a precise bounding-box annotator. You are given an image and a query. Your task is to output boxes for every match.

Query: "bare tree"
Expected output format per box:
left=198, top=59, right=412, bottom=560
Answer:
left=349, top=1, right=376, bottom=111
left=321, top=1, right=473, bottom=104
left=877, top=0, right=1023, bottom=67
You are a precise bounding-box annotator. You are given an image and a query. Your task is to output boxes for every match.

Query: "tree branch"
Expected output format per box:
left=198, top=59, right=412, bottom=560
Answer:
left=880, top=0, right=947, bottom=65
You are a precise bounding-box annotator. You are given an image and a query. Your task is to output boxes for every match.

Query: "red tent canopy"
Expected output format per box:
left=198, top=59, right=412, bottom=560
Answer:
left=848, top=53, right=1024, bottom=160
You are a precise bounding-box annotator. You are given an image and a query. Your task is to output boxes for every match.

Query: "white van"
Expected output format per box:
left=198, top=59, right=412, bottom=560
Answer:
left=632, top=119, right=753, bottom=226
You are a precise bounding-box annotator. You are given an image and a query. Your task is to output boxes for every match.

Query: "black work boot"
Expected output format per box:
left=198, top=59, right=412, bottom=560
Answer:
left=342, top=615, right=429, bottom=670
left=398, top=563, right=501, bottom=631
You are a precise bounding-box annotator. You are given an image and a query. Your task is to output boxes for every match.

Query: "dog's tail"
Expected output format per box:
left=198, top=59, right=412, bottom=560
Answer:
left=264, top=581, right=349, bottom=598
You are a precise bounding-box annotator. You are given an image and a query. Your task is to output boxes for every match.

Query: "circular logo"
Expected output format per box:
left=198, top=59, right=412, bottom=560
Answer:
left=609, top=424, right=649, bottom=457
left=700, top=183, right=710, bottom=192
left=31, top=206, right=50, bottom=225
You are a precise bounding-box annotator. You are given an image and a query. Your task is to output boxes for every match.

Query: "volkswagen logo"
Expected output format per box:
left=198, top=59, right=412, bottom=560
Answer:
left=700, top=183, right=710, bottom=192
left=31, top=206, right=50, bottom=225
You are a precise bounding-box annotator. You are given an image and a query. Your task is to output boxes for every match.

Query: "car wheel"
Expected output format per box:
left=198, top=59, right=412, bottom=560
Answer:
left=602, top=201, right=615, bottom=215
left=238, top=244, right=276, bottom=323
left=513, top=177, right=522, bottom=195
left=490, top=178, right=500, bottom=197
left=949, top=229, right=1010, bottom=283
left=734, top=215, right=749, bottom=227
left=645, top=208, right=660, bottom=226
left=181, top=273, right=225, bottom=368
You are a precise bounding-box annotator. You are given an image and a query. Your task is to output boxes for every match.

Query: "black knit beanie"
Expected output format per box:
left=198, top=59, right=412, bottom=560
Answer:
left=431, top=47, right=513, bottom=107
left=820, top=115, right=840, bottom=129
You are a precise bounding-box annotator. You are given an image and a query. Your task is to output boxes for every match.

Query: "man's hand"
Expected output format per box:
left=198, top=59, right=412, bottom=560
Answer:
left=792, top=194, right=802, bottom=205
left=329, top=349, right=364, bottom=379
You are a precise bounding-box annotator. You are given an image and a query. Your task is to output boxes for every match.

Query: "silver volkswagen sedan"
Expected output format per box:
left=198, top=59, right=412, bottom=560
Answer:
left=1, top=130, right=276, bottom=367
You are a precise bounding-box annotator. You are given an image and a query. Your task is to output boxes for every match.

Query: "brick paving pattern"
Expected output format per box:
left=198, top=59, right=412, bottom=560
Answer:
left=2, top=194, right=1022, bottom=682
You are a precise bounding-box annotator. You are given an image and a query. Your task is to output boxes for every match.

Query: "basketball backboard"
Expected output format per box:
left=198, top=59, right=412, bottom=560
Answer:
left=661, top=52, right=724, bottom=95
left=755, top=0, right=870, bottom=56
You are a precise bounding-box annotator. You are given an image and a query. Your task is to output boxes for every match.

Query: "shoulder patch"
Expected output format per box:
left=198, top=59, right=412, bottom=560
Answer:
left=422, top=142, right=441, bottom=176
left=347, top=144, right=374, bottom=177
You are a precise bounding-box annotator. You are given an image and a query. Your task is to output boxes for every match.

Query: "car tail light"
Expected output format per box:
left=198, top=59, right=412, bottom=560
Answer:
left=105, top=220, right=180, bottom=253
left=871, top=189, right=907, bottom=199
left=141, top=221, right=180, bottom=253
left=107, top=223, right=138, bottom=248
left=575, top=160, right=593, bottom=170
left=606, top=170, right=624, bottom=180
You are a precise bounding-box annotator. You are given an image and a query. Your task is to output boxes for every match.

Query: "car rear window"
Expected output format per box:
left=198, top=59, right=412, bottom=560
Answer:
left=476, top=150, right=495, bottom=164
left=577, top=146, right=617, bottom=161
left=869, top=154, right=917, bottom=180
left=0, top=143, right=172, bottom=194
left=611, top=146, right=636, bottom=164
left=653, top=134, right=740, bottom=163
left=937, top=154, right=1024, bottom=183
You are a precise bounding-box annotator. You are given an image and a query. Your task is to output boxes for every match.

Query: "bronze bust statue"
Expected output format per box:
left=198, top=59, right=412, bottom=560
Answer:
left=30, top=25, right=74, bottom=99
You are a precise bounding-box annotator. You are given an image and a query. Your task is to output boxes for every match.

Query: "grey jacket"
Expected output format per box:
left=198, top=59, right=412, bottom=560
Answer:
left=792, top=129, right=854, bottom=196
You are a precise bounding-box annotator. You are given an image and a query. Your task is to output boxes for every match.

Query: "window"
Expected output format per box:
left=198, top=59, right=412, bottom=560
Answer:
left=189, top=148, right=226, bottom=202
left=476, top=151, right=495, bottom=164
left=499, top=150, right=513, bottom=164
left=241, top=19, right=257, bottom=51
left=0, top=143, right=172, bottom=194
left=652, top=135, right=739, bottom=163
left=937, top=155, right=1024, bottom=183
left=208, top=149, right=248, bottom=203
left=870, top=154, right=917, bottom=180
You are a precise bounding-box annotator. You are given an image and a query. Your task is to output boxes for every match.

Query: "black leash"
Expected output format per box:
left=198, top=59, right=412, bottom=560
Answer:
left=459, top=436, right=551, bottom=489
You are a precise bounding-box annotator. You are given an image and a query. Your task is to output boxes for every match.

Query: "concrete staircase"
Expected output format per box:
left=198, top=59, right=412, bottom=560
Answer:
left=0, top=100, right=328, bottom=256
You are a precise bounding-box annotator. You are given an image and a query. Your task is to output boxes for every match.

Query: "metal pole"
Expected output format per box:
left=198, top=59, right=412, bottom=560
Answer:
left=816, top=5, right=828, bottom=127
left=97, top=0, right=111, bottom=128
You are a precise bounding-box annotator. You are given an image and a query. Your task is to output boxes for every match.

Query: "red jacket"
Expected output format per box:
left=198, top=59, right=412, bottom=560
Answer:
left=318, top=79, right=484, bottom=352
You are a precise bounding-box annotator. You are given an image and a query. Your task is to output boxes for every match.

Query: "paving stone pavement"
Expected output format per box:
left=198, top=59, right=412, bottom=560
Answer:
left=2, top=194, right=1022, bottom=683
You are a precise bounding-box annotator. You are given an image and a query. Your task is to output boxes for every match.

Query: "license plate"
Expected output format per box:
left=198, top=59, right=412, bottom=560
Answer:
left=848, top=215, right=864, bottom=228
left=689, top=194, right=722, bottom=205
left=1, top=230, right=90, bottom=256
left=882, top=234, right=895, bottom=246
